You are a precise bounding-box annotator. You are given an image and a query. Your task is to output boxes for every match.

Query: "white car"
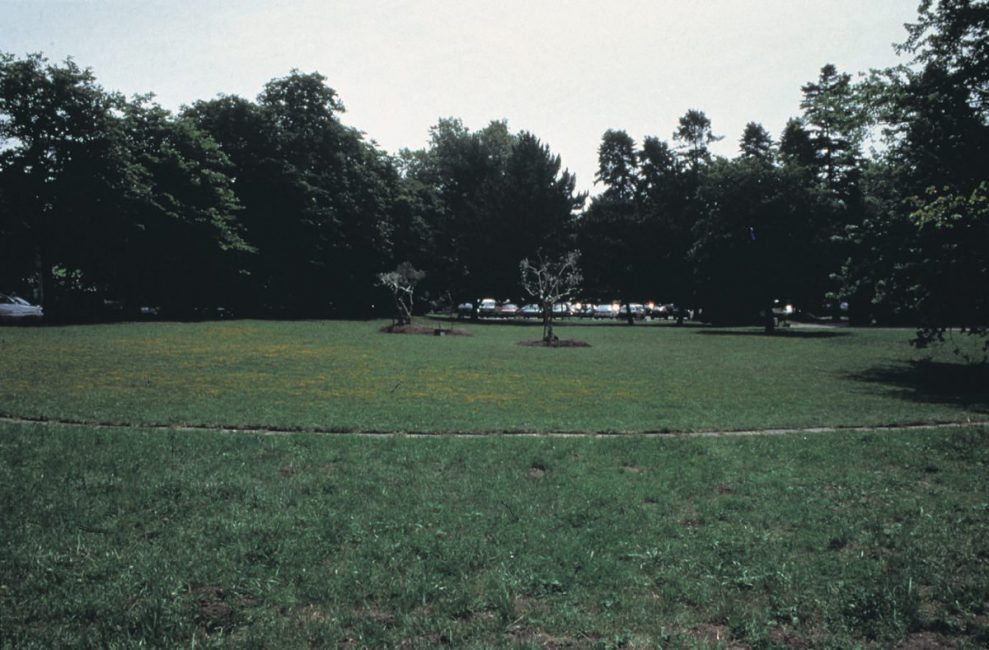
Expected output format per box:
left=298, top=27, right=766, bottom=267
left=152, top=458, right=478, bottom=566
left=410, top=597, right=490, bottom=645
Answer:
left=0, top=293, right=43, bottom=322
left=478, top=298, right=498, bottom=317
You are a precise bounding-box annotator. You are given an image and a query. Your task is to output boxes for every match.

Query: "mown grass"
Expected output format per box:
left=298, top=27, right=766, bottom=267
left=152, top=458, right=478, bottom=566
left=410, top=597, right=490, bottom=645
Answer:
left=2, top=422, right=987, bottom=648
left=0, top=319, right=986, bottom=432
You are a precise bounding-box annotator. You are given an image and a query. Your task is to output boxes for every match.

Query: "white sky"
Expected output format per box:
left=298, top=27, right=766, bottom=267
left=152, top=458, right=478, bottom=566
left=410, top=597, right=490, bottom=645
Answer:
left=2, top=0, right=919, bottom=195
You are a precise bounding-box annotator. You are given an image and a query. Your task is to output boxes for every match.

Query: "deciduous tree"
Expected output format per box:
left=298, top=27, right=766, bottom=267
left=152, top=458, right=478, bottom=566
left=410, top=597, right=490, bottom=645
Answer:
left=519, top=250, right=582, bottom=343
left=378, top=262, right=425, bottom=326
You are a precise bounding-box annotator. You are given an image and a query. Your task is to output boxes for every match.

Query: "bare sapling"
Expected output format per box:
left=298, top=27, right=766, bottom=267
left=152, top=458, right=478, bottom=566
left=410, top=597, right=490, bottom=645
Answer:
left=519, top=250, right=582, bottom=343
left=377, top=262, right=425, bottom=326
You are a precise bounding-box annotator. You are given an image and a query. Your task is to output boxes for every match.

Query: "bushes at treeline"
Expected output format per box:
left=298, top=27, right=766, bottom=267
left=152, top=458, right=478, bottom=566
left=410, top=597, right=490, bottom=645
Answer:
left=0, top=2, right=986, bottom=342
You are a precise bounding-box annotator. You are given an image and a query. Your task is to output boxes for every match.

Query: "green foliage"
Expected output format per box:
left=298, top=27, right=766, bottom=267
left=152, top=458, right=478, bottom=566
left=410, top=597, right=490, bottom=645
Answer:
left=402, top=119, right=583, bottom=301
left=899, top=0, right=989, bottom=115
left=581, top=127, right=694, bottom=318
left=0, top=53, right=248, bottom=317
left=1, top=0, right=985, bottom=339
left=738, top=121, right=774, bottom=163
left=690, top=158, right=826, bottom=323
left=908, top=183, right=989, bottom=359
left=673, top=109, right=722, bottom=172
left=778, top=117, right=817, bottom=168
left=833, top=2, right=989, bottom=346
left=594, top=129, right=638, bottom=201
left=186, top=71, right=401, bottom=316
left=799, top=64, right=867, bottom=194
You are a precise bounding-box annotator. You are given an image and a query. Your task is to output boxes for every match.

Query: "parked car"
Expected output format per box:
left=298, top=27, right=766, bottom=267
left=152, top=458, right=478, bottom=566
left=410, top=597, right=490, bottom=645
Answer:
left=648, top=303, right=672, bottom=319
left=618, top=303, right=647, bottom=319
left=0, top=293, right=43, bottom=322
left=478, top=298, right=498, bottom=317
left=520, top=303, right=541, bottom=318
left=496, top=302, right=519, bottom=318
left=593, top=304, right=617, bottom=319
left=575, top=302, right=595, bottom=318
left=457, top=302, right=473, bottom=319
left=552, top=303, right=572, bottom=318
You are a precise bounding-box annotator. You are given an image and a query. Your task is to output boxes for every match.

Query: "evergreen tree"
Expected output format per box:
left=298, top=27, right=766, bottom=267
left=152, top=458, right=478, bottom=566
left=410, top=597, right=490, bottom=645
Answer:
left=739, top=122, right=775, bottom=163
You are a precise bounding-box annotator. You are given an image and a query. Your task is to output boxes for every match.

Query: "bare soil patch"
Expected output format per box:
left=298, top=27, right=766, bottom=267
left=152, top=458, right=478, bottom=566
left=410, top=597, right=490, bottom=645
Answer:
left=380, top=324, right=471, bottom=336
left=895, top=632, right=955, bottom=649
left=192, top=586, right=233, bottom=630
left=689, top=623, right=749, bottom=649
left=768, top=627, right=811, bottom=649
left=518, top=339, right=590, bottom=348
left=508, top=627, right=598, bottom=649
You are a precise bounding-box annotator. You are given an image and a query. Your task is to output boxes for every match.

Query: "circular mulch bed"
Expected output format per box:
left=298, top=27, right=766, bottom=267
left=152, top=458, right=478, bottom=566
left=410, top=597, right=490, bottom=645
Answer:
left=380, top=324, right=472, bottom=336
left=517, top=339, right=591, bottom=348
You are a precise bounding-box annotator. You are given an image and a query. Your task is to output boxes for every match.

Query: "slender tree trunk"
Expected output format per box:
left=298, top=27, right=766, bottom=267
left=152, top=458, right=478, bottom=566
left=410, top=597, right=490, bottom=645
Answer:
left=34, top=247, right=46, bottom=310
left=764, top=301, right=776, bottom=334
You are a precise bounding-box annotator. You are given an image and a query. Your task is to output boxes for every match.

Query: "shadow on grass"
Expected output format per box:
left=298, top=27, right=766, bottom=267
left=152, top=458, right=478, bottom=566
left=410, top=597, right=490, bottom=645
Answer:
left=694, top=329, right=851, bottom=339
left=850, top=360, right=989, bottom=411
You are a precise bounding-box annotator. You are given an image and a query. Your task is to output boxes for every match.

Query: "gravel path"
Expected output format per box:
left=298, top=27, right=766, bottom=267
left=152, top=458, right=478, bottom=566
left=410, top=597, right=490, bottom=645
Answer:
left=2, top=413, right=987, bottom=438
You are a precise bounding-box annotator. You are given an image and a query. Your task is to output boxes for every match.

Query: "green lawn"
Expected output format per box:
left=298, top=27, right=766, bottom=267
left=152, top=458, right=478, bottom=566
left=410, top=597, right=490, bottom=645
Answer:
left=2, top=422, right=987, bottom=648
left=2, top=319, right=988, bottom=647
left=0, top=319, right=985, bottom=432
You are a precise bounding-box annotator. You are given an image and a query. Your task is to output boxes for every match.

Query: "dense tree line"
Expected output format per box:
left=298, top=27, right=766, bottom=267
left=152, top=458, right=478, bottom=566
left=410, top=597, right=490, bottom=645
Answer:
left=1, top=0, right=986, bottom=353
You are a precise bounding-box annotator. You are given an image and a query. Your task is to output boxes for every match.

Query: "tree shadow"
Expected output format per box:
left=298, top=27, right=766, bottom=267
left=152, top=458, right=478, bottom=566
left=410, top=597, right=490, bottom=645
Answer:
left=694, top=329, right=851, bottom=339
left=849, top=360, right=989, bottom=411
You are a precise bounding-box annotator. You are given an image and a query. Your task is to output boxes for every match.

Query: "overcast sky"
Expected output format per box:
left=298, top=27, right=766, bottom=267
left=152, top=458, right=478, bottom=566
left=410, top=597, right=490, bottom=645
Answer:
left=2, top=0, right=920, bottom=195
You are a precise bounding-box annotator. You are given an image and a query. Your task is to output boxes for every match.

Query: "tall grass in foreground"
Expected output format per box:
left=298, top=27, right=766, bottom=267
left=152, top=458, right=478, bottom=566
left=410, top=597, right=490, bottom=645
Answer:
left=2, top=423, right=987, bottom=647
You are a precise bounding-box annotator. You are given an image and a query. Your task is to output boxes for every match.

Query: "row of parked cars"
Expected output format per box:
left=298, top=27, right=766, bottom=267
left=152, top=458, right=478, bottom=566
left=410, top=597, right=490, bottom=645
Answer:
left=456, top=299, right=677, bottom=320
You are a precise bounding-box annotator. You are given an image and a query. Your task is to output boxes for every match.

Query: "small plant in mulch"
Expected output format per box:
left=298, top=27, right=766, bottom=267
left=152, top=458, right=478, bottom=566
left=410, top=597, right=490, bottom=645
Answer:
left=379, top=324, right=471, bottom=336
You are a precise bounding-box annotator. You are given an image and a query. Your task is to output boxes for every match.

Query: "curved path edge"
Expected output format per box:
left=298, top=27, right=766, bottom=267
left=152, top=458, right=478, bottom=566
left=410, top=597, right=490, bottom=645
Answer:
left=1, top=413, right=988, bottom=438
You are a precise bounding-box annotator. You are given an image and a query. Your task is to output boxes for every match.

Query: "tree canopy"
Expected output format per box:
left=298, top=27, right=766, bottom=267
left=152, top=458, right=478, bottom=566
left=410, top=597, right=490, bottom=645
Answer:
left=1, top=0, right=984, bottom=357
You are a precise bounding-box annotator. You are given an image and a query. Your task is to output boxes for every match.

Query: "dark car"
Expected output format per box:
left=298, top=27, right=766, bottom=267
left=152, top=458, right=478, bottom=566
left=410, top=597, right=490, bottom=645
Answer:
left=618, top=303, right=647, bottom=319
left=520, top=303, right=541, bottom=318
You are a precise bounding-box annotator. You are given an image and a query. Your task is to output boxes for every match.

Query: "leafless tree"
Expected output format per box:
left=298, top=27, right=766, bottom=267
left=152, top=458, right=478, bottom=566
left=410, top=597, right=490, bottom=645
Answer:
left=377, top=262, right=425, bottom=326
left=519, top=250, right=582, bottom=343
